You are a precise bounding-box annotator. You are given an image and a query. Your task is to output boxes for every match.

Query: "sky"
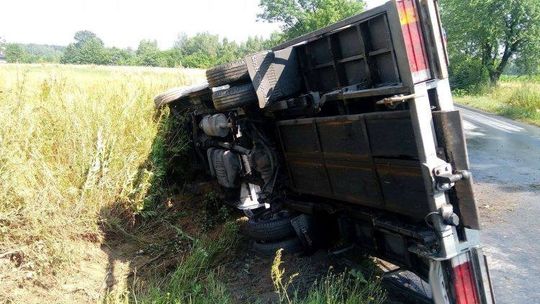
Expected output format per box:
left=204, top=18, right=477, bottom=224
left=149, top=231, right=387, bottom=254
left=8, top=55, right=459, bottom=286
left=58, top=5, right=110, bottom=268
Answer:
left=0, top=0, right=388, bottom=49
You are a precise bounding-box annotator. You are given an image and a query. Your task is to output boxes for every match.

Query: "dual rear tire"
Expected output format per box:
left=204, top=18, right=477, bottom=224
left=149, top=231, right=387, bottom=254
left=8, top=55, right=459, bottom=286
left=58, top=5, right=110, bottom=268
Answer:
left=206, top=60, right=257, bottom=111
left=242, top=211, right=303, bottom=256
left=212, top=83, right=257, bottom=111
left=206, top=60, right=249, bottom=88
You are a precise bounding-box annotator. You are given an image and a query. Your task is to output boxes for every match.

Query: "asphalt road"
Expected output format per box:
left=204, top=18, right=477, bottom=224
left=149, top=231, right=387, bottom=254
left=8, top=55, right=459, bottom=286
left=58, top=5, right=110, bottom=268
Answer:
left=458, top=105, right=540, bottom=303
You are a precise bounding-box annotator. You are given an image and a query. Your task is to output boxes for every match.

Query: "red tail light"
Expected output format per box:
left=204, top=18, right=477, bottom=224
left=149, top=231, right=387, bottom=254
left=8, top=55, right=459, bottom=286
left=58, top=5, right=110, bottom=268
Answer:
left=452, top=259, right=480, bottom=304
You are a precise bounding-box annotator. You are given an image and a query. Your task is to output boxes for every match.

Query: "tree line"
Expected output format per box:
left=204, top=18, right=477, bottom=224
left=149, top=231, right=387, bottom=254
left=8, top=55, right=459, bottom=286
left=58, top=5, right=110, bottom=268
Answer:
left=0, top=0, right=365, bottom=69
left=1, top=0, right=539, bottom=90
left=1, top=31, right=280, bottom=69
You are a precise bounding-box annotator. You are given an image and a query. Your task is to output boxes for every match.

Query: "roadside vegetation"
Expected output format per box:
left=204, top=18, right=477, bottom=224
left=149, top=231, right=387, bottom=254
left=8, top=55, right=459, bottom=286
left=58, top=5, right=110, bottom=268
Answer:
left=454, top=76, right=540, bottom=126
left=442, top=0, right=540, bottom=87
left=2, top=32, right=275, bottom=69
left=0, top=64, right=201, bottom=302
left=440, top=0, right=540, bottom=125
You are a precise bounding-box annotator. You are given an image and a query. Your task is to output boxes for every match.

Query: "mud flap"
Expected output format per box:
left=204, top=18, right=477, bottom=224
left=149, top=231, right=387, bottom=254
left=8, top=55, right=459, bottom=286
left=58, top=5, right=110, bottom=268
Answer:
left=433, top=110, right=481, bottom=230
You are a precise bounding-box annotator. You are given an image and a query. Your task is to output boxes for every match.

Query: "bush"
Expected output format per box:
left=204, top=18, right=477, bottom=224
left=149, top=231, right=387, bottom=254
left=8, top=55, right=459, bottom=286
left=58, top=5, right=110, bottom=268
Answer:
left=448, top=55, right=490, bottom=94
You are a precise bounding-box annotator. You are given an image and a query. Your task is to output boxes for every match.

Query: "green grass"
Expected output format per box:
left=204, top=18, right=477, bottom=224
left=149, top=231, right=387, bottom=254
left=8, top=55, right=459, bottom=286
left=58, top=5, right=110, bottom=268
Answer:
left=0, top=63, right=204, bottom=301
left=271, top=249, right=386, bottom=304
left=455, top=77, right=540, bottom=126
left=104, top=221, right=241, bottom=304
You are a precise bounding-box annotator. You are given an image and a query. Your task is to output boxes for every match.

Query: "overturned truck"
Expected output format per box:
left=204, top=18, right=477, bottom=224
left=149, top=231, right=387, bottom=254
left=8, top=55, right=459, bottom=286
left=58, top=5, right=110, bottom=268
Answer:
left=155, top=0, right=495, bottom=303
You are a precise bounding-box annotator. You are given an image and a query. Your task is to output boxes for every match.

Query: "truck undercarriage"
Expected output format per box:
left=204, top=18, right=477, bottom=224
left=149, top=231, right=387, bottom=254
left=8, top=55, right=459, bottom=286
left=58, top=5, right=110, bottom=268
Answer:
left=155, top=1, right=496, bottom=303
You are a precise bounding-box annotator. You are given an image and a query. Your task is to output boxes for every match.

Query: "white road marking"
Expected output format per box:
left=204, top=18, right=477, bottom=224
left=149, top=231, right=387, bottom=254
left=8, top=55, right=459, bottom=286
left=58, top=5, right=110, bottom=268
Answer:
left=462, top=120, right=477, bottom=130
left=462, top=119, right=486, bottom=137
left=461, top=110, right=524, bottom=133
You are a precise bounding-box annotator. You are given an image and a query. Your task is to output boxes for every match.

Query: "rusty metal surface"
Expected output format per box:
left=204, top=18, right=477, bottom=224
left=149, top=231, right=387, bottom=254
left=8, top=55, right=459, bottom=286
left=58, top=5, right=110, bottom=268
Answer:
left=277, top=111, right=435, bottom=220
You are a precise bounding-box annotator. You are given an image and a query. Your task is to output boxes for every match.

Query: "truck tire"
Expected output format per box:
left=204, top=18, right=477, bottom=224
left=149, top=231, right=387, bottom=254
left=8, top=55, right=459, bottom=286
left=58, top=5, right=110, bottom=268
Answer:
left=252, top=237, right=303, bottom=256
left=242, top=215, right=295, bottom=242
left=154, top=87, right=185, bottom=107
left=206, top=60, right=249, bottom=88
left=212, top=83, right=257, bottom=111
left=383, top=271, right=432, bottom=304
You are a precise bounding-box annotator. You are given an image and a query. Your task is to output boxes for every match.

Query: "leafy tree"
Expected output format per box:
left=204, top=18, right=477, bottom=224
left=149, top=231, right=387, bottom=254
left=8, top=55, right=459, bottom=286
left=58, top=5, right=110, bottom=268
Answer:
left=175, top=33, right=221, bottom=68
left=0, top=41, right=64, bottom=63
left=441, top=0, right=540, bottom=87
left=240, top=35, right=279, bottom=54
left=74, top=30, right=103, bottom=48
left=241, top=36, right=266, bottom=54
left=161, top=48, right=183, bottom=68
left=258, top=0, right=365, bottom=40
left=5, top=44, right=30, bottom=63
left=172, top=32, right=280, bottom=68
left=136, top=40, right=166, bottom=67
left=0, top=36, right=5, bottom=54
left=217, top=38, right=242, bottom=65
left=107, top=47, right=135, bottom=66
left=19, top=44, right=64, bottom=63
left=512, top=41, right=540, bottom=76
left=5, top=29, right=292, bottom=68
left=61, top=30, right=108, bottom=64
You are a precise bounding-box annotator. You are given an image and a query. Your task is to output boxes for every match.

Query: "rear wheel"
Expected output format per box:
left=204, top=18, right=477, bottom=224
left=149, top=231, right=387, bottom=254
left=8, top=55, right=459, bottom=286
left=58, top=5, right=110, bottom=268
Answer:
left=252, top=237, right=303, bottom=256
left=383, top=270, right=432, bottom=304
left=153, top=87, right=185, bottom=107
left=212, top=83, right=257, bottom=111
left=242, top=211, right=295, bottom=242
left=206, top=60, right=249, bottom=88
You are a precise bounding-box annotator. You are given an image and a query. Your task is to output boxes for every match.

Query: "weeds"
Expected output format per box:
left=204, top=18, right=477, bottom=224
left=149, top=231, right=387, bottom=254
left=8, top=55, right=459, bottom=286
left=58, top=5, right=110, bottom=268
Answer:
left=271, top=249, right=386, bottom=304
left=130, top=222, right=240, bottom=304
left=503, top=85, right=540, bottom=116
left=202, top=192, right=231, bottom=231
left=0, top=64, right=204, bottom=301
left=455, top=78, right=540, bottom=126
left=298, top=270, right=386, bottom=304
left=272, top=249, right=300, bottom=303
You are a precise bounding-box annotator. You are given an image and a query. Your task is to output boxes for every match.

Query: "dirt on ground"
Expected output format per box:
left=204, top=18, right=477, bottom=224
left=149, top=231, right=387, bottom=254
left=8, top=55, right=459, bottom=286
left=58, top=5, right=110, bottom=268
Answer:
left=1, top=185, right=381, bottom=304
left=222, top=242, right=376, bottom=303
left=6, top=178, right=519, bottom=304
left=0, top=191, right=202, bottom=303
left=473, top=181, right=539, bottom=227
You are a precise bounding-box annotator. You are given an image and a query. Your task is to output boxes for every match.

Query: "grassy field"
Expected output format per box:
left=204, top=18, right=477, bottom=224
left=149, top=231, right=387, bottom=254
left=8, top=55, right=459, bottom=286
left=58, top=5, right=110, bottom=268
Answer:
left=0, top=64, right=204, bottom=302
left=455, top=76, right=540, bottom=126
left=0, top=64, right=385, bottom=304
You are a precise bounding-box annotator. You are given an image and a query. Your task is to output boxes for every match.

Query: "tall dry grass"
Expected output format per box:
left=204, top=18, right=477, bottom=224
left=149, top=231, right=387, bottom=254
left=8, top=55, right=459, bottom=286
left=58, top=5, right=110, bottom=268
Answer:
left=0, top=64, right=204, bottom=278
